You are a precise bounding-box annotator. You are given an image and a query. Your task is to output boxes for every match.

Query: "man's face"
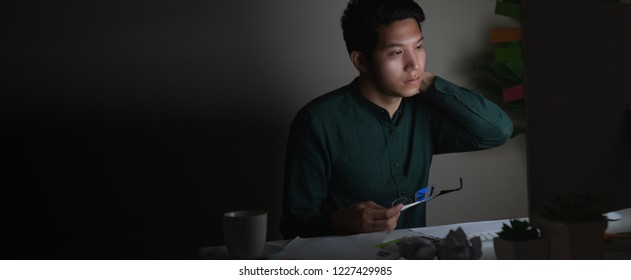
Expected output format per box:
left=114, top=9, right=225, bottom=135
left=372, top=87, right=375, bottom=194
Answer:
left=368, top=18, right=425, bottom=98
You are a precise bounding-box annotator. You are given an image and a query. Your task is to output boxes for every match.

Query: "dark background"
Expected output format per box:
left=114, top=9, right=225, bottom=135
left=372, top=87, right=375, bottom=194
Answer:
left=1, top=1, right=299, bottom=259
left=523, top=0, right=631, bottom=219
left=5, top=0, right=629, bottom=260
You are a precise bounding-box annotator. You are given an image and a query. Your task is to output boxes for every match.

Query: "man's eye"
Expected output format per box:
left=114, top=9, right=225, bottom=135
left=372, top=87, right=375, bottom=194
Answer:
left=395, top=50, right=403, bottom=55
left=416, top=45, right=423, bottom=50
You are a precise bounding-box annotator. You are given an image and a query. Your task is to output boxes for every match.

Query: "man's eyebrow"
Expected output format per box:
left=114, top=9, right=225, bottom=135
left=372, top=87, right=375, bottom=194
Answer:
left=383, top=37, right=424, bottom=49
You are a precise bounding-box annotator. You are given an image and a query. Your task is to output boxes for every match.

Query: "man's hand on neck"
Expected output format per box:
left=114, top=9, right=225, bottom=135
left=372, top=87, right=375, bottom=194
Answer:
left=419, top=71, right=436, bottom=92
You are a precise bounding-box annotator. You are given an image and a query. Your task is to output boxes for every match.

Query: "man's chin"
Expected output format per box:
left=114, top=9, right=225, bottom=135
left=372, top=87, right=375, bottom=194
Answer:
left=399, top=89, right=420, bottom=97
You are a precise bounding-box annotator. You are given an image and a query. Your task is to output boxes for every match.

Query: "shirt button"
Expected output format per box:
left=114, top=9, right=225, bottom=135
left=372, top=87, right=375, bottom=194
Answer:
left=392, top=162, right=400, bottom=168
left=387, top=128, right=394, bottom=135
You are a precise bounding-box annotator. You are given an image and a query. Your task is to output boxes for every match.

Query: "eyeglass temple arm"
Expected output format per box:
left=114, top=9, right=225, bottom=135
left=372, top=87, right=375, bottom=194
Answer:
left=435, top=178, right=463, bottom=197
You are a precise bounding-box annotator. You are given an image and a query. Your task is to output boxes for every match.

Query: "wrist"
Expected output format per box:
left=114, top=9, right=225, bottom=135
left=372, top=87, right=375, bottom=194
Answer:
left=419, top=72, right=436, bottom=92
left=330, top=208, right=347, bottom=235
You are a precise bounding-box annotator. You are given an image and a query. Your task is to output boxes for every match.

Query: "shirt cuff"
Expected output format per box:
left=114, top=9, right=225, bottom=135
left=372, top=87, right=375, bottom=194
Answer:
left=428, top=76, right=465, bottom=97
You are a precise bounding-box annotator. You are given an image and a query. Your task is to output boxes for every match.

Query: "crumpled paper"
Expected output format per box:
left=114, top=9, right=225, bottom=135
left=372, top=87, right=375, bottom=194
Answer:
left=398, top=236, right=437, bottom=260
left=397, top=227, right=482, bottom=260
left=437, top=227, right=482, bottom=260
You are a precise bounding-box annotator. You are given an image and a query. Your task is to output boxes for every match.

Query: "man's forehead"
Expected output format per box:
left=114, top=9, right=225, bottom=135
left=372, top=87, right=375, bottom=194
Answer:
left=376, top=19, right=423, bottom=47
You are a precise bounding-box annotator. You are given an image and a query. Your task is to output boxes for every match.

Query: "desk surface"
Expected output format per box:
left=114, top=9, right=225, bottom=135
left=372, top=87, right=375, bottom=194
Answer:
left=200, top=208, right=631, bottom=260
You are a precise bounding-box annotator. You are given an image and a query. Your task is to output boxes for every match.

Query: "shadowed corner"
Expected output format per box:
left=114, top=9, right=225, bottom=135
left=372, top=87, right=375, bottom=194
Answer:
left=2, top=113, right=287, bottom=259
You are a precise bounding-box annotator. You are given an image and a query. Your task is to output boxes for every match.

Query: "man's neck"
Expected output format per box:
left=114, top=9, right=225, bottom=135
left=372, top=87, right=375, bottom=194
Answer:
left=357, top=76, right=402, bottom=119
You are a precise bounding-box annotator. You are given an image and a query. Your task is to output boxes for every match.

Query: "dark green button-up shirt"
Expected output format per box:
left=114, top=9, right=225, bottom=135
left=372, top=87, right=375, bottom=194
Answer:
left=280, top=77, right=512, bottom=238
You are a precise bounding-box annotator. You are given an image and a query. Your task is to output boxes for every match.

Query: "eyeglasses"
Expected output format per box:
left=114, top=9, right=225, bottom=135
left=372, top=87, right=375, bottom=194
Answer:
left=392, top=178, right=463, bottom=211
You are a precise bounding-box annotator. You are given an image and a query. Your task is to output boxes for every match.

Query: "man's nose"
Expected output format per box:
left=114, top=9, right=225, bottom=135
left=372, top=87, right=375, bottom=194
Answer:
left=404, top=51, right=420, bottom=71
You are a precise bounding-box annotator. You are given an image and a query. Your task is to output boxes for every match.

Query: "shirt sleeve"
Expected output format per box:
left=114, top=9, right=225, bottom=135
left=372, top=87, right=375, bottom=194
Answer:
left=280, top=109, right=333, bottom=239
left=425, top=76, right=513, bottom=154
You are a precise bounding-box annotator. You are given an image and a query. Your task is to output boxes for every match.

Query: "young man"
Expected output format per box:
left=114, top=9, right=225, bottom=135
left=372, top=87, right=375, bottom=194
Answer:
left=280, top=0, right=513, bottom=239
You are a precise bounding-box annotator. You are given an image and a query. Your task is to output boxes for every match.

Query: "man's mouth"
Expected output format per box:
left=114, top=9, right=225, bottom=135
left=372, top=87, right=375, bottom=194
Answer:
left=405, top=77, right=420, bottom=84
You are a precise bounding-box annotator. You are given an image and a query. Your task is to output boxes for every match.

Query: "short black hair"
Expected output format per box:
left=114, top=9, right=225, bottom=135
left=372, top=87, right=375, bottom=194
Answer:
left=341, top=0, right=426, bottom=55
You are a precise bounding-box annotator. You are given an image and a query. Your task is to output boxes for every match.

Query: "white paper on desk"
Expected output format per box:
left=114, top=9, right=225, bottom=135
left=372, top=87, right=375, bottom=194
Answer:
left=269, top=231, right=387, bottom=260
left=409, top=219, right=514, bottom=238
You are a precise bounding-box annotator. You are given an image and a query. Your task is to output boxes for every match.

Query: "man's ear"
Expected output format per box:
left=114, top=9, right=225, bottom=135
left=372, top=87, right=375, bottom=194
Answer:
left=350, top=51, right=368, bottom=72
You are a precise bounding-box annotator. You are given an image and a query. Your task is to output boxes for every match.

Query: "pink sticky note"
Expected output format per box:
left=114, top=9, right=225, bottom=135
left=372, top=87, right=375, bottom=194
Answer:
left=502, top=84, right=524, bottom=103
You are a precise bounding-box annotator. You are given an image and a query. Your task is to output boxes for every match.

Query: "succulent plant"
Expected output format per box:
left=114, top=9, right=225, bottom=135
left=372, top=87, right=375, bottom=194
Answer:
left=541, top=193, right=605, bottom=223
left=497, top=219, right=540, bottom=241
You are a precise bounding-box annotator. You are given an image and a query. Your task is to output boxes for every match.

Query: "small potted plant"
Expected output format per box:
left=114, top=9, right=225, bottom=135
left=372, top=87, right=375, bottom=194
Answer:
left=535, top=193, right=607, bottom=259
left=493, top=219, right=548, bottom=259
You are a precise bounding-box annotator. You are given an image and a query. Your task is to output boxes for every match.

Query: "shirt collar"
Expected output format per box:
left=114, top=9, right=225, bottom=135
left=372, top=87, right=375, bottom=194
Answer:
left=349, top=77, right=406, bottom=121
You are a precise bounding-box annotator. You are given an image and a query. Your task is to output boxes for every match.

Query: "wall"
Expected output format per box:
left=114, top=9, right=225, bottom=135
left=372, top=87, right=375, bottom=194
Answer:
left=1, top=0, right=527, bottom=259
left=419, top=0, right=527, bottom=225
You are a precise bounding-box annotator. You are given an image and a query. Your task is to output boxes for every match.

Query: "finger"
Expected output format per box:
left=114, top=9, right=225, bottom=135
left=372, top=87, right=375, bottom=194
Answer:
left=359, top=201, right=386, bottom=218
left=365, top=218, right=390, bottom=232
left=358, top=202, right=400, bottom=231
left=366, top=214, right=398, bottom=232
left=388, top=204, right=404, bottom=215
left=386, top=215, right=399, bottom=232
left=362, top=201, right=385, bottom=210
left=382, top=208, right=401, bottom=231
left=372, top=213, right=400, bottom=232
left=367, top=207, right=395, bottom=222
left=361, top=208, right=401, bottom=232
left=374, top=204, right=402, bottom=220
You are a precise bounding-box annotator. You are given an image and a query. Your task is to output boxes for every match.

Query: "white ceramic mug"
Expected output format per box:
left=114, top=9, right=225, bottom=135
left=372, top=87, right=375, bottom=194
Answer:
left=223, top=210, right=267, bottom=259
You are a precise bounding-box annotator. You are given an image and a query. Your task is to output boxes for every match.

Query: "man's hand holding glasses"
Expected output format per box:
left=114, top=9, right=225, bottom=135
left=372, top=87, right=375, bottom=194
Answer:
left=331, top=201, right=403, bottom=235
left=330, top=178, right=463, bottom=235
left=392, top=178, right=463, bottom=211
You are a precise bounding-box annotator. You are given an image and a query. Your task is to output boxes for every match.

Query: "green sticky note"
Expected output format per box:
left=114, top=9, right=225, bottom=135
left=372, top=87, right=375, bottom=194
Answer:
left=476, top=64, right=519, bottom=89
left=495, top=1, right=522, bottom=20
left=492, top=62, right=521, bottom=86
left=494, top=61, right=522, bottom=84
left=495, top=47, right=523, bottom=62
left=505, top=60, right=524, bottom=80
